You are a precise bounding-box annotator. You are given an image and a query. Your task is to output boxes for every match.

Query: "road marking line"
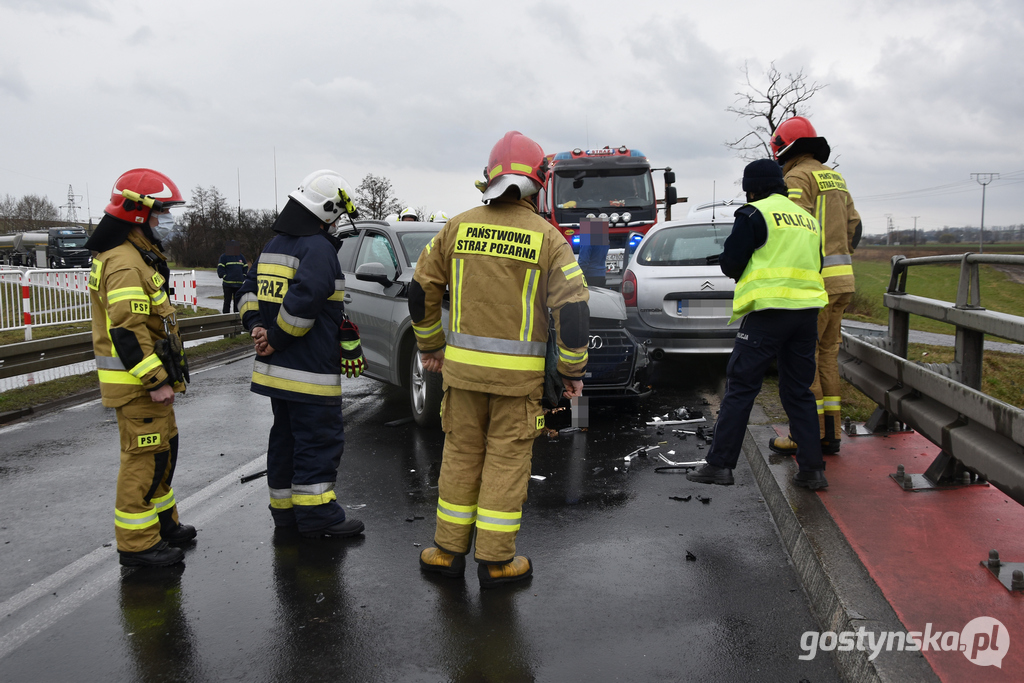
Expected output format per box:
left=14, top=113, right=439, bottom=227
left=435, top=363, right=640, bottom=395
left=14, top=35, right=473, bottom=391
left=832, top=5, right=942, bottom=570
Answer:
left=0, top=391, right=379, bottom=661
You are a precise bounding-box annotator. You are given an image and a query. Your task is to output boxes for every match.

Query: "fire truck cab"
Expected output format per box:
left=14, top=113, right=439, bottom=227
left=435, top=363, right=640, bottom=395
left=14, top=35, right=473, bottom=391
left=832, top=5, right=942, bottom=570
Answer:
left=536, top=145, right=679, bottom=251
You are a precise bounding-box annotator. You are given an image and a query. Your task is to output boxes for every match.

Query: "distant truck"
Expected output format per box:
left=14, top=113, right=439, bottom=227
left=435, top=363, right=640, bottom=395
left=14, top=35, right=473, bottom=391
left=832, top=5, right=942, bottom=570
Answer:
left=536, top=146, right=680, bottom=253
left=0, top=227, right=91, bottom=268
left=44, top=227, right=91, bottom=268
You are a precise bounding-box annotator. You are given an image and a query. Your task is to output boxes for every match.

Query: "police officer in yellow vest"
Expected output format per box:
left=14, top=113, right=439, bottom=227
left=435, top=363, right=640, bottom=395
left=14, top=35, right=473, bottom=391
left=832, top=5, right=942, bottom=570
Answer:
left=413, top=131, right=590, bottom=587
left=768, top=117, right=862, bottom=456
left=86, top=168, right=196, bottom=568
left=688, top=159, right=830, bottom=490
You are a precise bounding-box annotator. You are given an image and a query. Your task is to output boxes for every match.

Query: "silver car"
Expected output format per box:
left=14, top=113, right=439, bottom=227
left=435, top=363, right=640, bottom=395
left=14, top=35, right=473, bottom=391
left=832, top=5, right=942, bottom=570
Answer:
left=621, top=200, right=744, bottom=358
left=338, top=220, right=650, bottom=427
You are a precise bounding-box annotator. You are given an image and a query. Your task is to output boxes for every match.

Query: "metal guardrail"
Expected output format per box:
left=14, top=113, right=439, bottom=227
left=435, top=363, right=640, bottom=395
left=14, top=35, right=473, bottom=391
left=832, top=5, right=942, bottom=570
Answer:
left=0, top=313, right=243, bottom=380
left=838, top=253, right=1024, bottom=506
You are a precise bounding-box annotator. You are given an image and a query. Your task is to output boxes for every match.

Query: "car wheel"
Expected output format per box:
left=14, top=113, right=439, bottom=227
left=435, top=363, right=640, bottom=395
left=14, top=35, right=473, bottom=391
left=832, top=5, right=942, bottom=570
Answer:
left=409, top=350, right=443, bottom=428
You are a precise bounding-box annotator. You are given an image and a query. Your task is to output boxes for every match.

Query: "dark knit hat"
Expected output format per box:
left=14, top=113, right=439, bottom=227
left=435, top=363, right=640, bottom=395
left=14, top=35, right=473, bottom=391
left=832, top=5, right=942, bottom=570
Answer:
left=742, top=159, right=787, bottom=194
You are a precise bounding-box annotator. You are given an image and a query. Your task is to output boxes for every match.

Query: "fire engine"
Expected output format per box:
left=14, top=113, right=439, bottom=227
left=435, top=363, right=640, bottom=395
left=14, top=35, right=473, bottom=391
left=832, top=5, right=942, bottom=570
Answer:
left=536, top=145, right=681, bottom=252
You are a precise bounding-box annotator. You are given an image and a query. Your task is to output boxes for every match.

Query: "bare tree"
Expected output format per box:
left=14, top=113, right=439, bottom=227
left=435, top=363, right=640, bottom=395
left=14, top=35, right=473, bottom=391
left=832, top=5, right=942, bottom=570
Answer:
left=354, top=174, right=403, bottom=220
left=725, top=61, right=827, bottom=160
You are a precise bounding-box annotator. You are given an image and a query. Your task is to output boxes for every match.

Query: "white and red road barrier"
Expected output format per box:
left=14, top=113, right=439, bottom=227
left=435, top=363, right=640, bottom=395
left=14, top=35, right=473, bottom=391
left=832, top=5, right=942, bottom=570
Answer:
left=0, top=267, right=197, bottom=340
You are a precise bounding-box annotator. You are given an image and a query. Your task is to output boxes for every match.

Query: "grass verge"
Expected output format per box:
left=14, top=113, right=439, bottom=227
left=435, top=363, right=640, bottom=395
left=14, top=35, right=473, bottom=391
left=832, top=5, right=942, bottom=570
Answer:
left=756, top=343, right=1024, bottom=425
left=0, top=332, right=253, bottom=415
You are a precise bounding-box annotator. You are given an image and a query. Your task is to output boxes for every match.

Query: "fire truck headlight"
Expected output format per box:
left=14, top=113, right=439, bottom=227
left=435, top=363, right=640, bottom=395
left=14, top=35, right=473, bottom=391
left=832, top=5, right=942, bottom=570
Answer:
left=609, top=213, right=620, bottom=224
left=622, top=212, right=632, bottom=223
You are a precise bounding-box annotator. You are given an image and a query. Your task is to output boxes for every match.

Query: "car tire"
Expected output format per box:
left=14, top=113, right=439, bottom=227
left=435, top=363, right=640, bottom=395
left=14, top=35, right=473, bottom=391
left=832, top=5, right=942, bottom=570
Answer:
left=409, top=350, right=443, bottom=428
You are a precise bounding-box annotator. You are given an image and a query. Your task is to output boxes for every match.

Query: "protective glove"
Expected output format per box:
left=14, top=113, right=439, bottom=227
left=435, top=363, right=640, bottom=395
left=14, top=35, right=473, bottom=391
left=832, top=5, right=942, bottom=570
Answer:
left=340, top=317, right=366, bottom=379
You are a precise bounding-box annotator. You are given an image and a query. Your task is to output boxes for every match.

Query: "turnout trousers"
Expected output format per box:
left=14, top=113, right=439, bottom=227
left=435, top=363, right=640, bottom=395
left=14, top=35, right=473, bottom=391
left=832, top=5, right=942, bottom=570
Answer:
left=434, top=385, right=545, bottom=563
left=705, top=308, right=824, bottom=473
left=114, top=396, right=181, bottom=553
left=223, top=283, right=241, bottom=313
left=811, top=291, right=853, bottom=444
left=266, top=398, right=348, bottom=533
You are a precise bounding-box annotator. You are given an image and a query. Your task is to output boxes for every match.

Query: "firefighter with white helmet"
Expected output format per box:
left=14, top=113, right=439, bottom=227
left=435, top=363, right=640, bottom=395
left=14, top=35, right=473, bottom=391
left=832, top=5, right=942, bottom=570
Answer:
left=85, top=168, right=195, bottom=567
left=235, top=169, right=366, bottom=538
left=412, top=131, right=590, bottom=587
left=767, top=117, right=863, bottom=458
left=399, top=207, right=419, bottom=222
left=429, top=210, right=449, bottom=223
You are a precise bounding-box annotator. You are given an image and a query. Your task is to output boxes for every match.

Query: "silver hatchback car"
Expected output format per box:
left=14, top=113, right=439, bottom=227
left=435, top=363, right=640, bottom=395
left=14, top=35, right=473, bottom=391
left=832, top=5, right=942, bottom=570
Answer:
left=622, top=200, right=744, bottom=357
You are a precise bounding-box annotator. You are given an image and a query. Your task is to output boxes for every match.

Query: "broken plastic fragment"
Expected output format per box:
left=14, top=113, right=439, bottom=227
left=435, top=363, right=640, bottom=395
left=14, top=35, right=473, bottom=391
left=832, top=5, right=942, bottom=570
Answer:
left=530, top=475, right=547, bottom=481
left=346, top=504, right=367, bottom=510
left=686, top=551, right=697, bottom=561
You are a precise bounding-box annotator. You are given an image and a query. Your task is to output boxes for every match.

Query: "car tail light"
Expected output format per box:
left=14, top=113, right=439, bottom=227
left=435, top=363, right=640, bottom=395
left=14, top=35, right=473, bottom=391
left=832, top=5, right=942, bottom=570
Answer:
left=621, top=269, right=637, bottom=307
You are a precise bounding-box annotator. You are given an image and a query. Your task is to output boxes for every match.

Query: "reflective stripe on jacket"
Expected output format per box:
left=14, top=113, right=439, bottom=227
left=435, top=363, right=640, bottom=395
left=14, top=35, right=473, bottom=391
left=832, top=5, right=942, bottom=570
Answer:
left=236, top=231, right=346, bottom=405
left=412, top=197, right=589, bottom=396
left=783, top=154, right=861, bottom=295
left=88, top=233, right=182, bottom=407
left=730, top=194, right=828, bottom=323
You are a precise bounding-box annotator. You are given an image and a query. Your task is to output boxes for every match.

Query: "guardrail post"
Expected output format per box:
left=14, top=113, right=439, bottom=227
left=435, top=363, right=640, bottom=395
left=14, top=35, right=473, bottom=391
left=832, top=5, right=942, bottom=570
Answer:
left=955, top=254, right=985, bottom=391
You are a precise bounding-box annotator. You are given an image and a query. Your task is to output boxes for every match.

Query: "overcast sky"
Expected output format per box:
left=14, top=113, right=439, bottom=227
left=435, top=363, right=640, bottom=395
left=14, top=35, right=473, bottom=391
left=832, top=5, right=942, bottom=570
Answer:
left=2, top=0, right=1022, bottom=234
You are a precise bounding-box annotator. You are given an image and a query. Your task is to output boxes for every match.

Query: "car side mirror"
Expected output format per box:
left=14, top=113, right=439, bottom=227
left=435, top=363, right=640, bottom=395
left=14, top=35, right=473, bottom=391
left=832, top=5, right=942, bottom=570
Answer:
left=355, top=262, right=392, bottom=287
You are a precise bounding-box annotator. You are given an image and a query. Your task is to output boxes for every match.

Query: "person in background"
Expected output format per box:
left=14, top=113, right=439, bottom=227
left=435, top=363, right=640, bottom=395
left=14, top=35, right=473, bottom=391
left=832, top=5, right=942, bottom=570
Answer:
left=217, top=240, right=248, bottom=313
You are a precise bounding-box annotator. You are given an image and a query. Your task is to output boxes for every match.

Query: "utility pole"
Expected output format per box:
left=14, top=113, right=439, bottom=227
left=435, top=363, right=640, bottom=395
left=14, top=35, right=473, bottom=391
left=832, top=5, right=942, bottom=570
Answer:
left=884, top=214, right=893, bottom=245
left=971, top=173, right=999, bottom=254
left=912, top=216, right=919, bottom=247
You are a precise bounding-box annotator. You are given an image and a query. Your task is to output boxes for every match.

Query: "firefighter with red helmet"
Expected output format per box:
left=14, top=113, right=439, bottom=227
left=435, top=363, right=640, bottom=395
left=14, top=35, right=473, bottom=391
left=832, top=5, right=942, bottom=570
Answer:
left=412, top=131, right=590, bottom=587
left=85, top=168, right=195, bottom=567
left=768, top=117, right=863, bottom=457
left=235, top=170, right=366, bottom=539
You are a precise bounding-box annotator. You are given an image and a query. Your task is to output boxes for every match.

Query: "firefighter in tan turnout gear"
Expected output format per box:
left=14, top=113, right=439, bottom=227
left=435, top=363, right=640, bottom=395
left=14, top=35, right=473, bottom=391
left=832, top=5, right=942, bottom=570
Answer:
left=768, top=117, right=863, bottom=457
left=413, top=131, right=590, bottom=587
left=86, top=168, right=196, bottom=568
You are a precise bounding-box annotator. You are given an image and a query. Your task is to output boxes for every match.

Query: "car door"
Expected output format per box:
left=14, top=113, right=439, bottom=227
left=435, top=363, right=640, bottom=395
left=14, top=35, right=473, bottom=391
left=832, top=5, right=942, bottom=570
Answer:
left=341, top=231, right=401, bottom=377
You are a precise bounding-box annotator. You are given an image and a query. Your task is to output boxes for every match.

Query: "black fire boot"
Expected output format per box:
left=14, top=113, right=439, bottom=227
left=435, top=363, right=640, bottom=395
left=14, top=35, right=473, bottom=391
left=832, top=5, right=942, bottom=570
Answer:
left=300, top=518, right=365, bottom=539
left=162, top=523, right=197, bottom=547
left=119, top=541, right=185, bottom=568
left=793, top=470, right=829, bottom=490
left=686, top=463, right=735, bottom=486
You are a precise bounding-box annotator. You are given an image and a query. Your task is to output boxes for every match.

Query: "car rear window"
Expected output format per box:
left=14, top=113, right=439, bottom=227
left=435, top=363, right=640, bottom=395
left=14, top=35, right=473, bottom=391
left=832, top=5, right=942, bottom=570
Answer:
left=400, top=232, right=439, bottom=266
left=635, top=223, right=732, bottom=266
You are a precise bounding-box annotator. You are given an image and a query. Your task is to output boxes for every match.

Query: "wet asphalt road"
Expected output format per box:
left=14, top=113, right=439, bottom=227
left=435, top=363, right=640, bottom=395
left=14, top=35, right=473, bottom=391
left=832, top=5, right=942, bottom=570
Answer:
left=0, top=354, right=839, bottom=682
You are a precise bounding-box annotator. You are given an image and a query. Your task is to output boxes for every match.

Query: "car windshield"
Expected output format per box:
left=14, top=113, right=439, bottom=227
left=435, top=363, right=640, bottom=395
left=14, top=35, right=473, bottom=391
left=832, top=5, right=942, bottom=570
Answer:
left=635, top=223, right=733, bottom=266
left=554, top=167, right=653, bottom=210
left=399, top=231, right=438, bottom=266
left=58, top=238, right=87, bottom=248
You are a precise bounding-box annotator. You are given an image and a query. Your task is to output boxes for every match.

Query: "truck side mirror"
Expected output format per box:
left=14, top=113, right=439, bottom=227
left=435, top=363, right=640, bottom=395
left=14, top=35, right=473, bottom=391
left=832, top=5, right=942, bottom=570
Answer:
left=664, top=170, right=676, bottom=185
left=664, top=187, right=678, bottom=206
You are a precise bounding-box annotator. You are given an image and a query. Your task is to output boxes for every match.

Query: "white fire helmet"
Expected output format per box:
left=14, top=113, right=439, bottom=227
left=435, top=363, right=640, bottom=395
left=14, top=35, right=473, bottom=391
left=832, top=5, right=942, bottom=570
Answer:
left=430, top=210, right=449, bottom=223
left=288, top=170, right=359, bottom=225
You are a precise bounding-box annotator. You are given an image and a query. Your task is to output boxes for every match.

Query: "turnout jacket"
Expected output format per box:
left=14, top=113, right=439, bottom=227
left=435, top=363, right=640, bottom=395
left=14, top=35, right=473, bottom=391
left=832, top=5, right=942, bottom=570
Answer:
left=783, top=154, right=862, bottom=295
left=217, top=253, right=249, bottom=286
left=410, top=197, right=590, bottom=397
left=88, top=231, right=183, bottom=407
left=236, top=230, right=347, bottom=405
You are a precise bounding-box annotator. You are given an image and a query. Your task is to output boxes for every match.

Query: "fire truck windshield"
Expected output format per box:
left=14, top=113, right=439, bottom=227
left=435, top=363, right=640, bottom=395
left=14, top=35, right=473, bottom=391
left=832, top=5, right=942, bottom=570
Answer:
left=554, top=168, right=653, bottom=211
left=58, top=238, right=88, bottom=248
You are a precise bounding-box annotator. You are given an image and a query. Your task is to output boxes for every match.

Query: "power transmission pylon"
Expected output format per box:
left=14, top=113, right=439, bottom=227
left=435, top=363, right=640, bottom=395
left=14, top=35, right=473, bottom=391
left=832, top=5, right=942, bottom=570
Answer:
left=61, top=185, right=83, bottom=224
